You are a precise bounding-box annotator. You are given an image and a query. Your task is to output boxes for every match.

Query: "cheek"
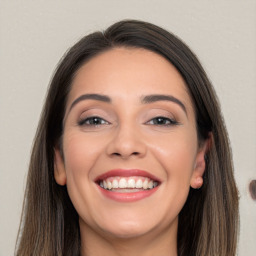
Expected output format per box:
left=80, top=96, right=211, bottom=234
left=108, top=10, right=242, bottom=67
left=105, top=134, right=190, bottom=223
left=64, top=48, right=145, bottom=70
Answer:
left=62, top=132, right=105, bottom=200
left=150, top=131, right=198, bottom=172
left=63, top=132, right=101, bottom=175
left=149, top=132, right=198, bottom=203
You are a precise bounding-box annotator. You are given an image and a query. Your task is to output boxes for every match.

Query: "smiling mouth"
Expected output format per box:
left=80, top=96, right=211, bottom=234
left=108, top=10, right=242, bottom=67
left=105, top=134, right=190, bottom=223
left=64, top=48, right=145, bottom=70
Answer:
left=98, top=176, right=159, bottom=192
left=95, top=169, right=160, bottom=201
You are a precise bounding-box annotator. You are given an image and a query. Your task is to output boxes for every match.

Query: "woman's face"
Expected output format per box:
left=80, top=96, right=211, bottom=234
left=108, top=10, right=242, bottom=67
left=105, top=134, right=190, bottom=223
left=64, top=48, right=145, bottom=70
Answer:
left=54, top=47, right=207, bottom=240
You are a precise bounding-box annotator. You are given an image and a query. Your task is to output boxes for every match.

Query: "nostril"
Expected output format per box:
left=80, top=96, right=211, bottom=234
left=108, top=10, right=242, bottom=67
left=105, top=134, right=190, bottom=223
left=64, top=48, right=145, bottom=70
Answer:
left=112, top=151, right=140, bottom=158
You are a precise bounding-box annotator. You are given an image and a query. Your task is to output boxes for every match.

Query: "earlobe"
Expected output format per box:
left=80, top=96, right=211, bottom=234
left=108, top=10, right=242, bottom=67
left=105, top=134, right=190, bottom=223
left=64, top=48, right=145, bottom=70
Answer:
left=190, top=137, right=210, bottom=189
left=54, top=148, right=67, bottom=186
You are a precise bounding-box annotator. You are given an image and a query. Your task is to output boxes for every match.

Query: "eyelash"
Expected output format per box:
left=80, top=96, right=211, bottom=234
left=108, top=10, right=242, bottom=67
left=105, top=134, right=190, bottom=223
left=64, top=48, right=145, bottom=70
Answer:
left=78, top=116, right=109, bottom=126
left=78, top=116, right=178, bottom=127
left=146, top=116, right=179, bottom=126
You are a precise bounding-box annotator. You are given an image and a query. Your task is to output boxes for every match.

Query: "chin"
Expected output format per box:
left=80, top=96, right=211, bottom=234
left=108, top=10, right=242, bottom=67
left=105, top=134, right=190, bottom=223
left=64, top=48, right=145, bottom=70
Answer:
left=100, top=221, right=154, bottom=239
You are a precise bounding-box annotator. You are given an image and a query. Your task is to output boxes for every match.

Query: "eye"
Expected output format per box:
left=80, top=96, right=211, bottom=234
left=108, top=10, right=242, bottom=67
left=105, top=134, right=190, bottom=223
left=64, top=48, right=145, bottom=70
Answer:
left=146, top=116, right=178, bottom=126
left=78, top=116, right=109, bottom=126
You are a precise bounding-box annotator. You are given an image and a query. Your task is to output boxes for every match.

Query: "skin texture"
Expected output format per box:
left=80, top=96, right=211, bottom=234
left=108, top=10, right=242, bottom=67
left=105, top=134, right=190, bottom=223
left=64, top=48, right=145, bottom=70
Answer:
left=54, top=48, right=207, bottom=256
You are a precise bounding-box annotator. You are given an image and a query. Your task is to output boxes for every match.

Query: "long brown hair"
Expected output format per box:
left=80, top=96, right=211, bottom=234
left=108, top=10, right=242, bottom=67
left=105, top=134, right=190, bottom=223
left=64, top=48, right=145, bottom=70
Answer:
left=16, top=20, right=239, bottom=256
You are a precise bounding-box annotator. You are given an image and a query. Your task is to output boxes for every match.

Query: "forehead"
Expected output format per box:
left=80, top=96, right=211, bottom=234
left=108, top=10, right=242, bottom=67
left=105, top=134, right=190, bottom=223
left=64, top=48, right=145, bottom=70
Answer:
left=68, top=47, right=194, bottom=112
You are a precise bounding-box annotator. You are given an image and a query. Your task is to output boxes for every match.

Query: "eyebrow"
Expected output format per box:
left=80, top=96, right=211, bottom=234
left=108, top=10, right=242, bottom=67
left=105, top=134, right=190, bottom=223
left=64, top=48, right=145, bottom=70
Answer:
left=69, top=93, right=111, bottom=112
left=68, top=93, right=187, bottom=115
left=141, top=94, right=187, bottom=114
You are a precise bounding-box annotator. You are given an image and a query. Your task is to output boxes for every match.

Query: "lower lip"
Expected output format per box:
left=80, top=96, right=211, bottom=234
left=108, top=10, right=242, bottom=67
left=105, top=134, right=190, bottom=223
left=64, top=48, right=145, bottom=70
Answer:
left=98, top=186, right=159, bottom=202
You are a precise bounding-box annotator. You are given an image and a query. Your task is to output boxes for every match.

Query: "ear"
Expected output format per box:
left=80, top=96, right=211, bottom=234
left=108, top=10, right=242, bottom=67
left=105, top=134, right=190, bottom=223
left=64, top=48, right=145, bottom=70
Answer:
left=54, top=148, right=67, bottom=186
left=190, top=137, right=211, bottom=189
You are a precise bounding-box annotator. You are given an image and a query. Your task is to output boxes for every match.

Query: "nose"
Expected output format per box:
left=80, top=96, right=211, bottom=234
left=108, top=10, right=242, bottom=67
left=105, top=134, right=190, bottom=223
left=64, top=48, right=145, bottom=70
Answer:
left=106, top=124, right=147, bottom=159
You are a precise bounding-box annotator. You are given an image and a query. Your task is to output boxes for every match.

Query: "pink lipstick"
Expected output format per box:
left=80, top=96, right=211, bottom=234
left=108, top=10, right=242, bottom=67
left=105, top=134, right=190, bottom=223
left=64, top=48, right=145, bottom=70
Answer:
left=95, top=169, right=160, bottom=202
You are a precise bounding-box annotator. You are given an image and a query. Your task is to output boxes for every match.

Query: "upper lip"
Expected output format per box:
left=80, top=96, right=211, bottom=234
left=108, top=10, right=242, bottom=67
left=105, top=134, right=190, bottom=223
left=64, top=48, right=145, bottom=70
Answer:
left=94, top=169, right=161, bottom=183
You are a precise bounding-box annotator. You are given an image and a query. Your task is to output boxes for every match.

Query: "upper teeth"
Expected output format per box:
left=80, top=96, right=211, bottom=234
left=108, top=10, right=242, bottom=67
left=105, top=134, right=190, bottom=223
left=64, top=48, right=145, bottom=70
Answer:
left=99, top=176, right=158, bottom=190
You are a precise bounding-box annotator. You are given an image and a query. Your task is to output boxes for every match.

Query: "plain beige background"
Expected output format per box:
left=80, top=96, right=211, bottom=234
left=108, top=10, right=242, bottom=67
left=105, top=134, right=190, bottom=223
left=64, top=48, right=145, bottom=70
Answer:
left=0, top=1, right=255, bottom=255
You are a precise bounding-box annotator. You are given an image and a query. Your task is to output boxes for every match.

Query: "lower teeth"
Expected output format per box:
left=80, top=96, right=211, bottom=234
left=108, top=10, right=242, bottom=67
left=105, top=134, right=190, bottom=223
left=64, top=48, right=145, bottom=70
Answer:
left=105, top=188, right=152, bottom=192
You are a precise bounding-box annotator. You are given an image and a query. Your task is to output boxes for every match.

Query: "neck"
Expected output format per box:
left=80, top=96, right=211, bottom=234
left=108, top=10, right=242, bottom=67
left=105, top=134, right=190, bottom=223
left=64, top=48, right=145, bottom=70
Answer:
left=79, top=218, right=178, bottom=256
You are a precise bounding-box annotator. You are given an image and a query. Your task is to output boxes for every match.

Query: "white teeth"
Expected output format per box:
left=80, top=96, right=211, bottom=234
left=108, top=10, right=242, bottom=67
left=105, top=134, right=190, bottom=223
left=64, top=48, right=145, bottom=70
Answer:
left=112, top=179, right=119, bottom=188
left=99, top=176, right=159, bottom=190
left=119, top=178, right=127, bottom=188
left=135, top=179, right=143, bottom=188
left=127, top=178, right=135, bottom=188
left=148, top=180, right=153, bottom=189
left=142, top=179, right=148, bottom=189
left=107, top=181, right=112, bottom=190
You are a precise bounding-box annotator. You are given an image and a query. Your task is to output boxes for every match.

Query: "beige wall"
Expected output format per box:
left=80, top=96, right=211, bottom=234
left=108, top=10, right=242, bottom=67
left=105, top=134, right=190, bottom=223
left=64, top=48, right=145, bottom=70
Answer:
left=0, top=1, right=255, bottom=255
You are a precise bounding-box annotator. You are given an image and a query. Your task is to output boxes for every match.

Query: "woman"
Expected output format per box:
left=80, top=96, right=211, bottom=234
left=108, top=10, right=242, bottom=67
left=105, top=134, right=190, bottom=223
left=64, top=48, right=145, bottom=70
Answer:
left=15, top=20, right=239, bottom=256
